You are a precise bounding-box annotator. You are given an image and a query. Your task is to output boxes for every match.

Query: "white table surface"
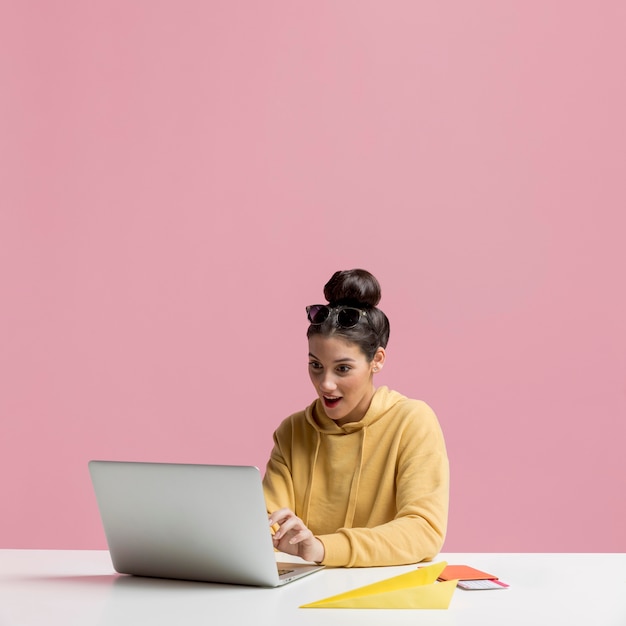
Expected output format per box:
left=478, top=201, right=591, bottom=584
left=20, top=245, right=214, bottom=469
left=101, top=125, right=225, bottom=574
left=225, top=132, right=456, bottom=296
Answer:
left=1, top=550, right=624, bottom=626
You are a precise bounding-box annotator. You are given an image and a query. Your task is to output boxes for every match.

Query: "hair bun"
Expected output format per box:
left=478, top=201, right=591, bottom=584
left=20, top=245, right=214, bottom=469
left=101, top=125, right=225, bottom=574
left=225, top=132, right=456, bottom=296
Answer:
left=323, top=269, right=381, bottom=308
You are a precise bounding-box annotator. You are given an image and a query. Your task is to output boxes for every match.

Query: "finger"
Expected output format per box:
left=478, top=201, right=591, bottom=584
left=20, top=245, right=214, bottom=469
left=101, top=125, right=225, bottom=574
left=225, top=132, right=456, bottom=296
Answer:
left=273, top=516, right=305, bottom=541
left=287, top=529, right=312, bottom=545
left=268, top=508, right=295, bottom=527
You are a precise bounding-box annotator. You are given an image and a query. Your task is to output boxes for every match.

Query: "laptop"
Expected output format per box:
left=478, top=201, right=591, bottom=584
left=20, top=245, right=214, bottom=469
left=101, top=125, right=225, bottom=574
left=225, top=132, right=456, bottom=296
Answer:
left=88, top=460, right=324, bottom=587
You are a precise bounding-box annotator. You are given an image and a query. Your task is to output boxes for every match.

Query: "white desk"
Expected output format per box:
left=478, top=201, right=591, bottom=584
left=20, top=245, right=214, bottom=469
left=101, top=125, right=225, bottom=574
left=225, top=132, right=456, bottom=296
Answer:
left=0, top=550, right=624, bottom=626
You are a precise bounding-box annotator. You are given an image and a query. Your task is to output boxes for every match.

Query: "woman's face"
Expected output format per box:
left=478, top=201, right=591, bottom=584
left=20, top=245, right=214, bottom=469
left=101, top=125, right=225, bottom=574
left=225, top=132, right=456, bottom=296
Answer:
left=308, top=334, right=385, bottom=427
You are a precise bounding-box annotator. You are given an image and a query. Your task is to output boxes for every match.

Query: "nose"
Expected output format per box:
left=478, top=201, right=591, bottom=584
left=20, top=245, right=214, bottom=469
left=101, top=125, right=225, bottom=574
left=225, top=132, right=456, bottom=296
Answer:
left=318, top=372, right=337, bottom=393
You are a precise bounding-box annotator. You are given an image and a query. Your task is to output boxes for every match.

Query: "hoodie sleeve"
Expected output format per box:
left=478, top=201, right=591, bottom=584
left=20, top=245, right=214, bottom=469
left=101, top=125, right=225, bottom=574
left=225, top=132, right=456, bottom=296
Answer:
left=262, top=418, right=297, bottom=515
left=317, top=403, right=450, bottom=567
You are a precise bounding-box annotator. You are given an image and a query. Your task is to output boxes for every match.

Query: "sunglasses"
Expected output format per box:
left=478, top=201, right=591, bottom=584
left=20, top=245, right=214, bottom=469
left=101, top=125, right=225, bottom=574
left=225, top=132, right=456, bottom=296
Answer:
left=306, top=304, right=369, bottom=329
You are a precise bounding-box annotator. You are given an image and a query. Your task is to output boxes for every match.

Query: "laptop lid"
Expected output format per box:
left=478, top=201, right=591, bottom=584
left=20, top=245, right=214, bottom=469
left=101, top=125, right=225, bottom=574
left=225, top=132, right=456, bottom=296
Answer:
left=88, top=461, right=323, bottom=587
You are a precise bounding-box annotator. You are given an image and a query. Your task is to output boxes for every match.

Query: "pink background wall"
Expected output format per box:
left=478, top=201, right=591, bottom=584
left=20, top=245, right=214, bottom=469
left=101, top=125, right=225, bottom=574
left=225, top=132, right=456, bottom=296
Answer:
left=1, top=2, right=625, bottom=551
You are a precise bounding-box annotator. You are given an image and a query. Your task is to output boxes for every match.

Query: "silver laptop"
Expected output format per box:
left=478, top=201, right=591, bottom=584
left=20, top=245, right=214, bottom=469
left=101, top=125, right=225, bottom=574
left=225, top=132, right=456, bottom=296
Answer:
left=88, top=461, right=324, bottom=587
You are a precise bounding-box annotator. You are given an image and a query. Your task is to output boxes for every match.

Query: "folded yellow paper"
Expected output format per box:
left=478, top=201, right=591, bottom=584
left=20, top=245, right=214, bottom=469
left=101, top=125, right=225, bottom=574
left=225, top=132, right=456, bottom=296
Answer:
left=300, top=561, right=457, bottom=609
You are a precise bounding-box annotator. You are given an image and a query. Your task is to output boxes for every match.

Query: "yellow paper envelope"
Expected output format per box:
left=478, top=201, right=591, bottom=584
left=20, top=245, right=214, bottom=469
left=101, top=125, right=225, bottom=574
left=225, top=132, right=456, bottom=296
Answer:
left=300, top=561, right=457, bottom=609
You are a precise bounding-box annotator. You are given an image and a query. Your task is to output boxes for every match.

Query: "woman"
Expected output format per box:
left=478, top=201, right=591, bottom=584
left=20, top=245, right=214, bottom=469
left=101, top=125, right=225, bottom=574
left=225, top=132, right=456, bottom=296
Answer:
left=263, top=269, right=449, bottom=567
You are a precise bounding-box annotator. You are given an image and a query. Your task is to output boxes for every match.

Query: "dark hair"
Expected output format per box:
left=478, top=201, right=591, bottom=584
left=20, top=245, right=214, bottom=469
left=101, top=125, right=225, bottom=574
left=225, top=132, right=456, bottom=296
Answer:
left=307, top=269, right=390, bottom=361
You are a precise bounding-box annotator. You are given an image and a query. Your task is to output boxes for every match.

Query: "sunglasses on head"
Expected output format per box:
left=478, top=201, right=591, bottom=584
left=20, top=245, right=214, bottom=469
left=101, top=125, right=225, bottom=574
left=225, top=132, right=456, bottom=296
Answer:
left=306, top=304, right=368, bottom=329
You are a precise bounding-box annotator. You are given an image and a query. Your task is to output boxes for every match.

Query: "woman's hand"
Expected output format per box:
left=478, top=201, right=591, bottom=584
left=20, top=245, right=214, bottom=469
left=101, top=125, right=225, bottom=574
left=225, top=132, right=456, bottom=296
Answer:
left=268, top=508, right=325, bottom=564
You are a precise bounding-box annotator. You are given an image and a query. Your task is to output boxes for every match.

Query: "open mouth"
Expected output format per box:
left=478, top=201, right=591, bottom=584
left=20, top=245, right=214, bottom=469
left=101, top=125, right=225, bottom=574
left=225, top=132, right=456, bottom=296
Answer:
left=323, top=396, right=342, bottom=408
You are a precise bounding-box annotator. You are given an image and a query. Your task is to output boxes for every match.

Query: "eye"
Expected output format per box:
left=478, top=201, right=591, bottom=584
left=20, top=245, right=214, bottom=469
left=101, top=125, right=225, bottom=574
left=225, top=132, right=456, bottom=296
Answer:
left=336, top=365, right=352, bottom=374
left=308, top=361, right=322, bottom=370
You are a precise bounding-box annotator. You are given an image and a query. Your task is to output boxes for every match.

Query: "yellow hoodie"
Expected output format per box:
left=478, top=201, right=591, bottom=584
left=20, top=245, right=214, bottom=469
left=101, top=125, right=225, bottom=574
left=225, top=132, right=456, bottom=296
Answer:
left=262, top=386, right=449, bottom=567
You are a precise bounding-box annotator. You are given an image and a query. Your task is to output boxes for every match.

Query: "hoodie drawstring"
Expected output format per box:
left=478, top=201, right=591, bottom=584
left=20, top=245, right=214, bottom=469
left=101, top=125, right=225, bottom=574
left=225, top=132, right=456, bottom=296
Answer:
left=344, top=427, right=366, bottom=528
left=302, top=429, right=321, bottom=526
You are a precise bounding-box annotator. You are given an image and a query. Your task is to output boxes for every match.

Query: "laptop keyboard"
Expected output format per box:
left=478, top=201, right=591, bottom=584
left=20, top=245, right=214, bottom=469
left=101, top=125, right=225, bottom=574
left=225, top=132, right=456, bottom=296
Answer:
left=278, top=567, right=295, bottom=576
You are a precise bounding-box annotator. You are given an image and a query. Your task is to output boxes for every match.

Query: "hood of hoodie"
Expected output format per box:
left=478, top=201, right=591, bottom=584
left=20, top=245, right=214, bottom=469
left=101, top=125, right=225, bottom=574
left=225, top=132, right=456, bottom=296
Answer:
left=305, top=385, right=405, bottom=434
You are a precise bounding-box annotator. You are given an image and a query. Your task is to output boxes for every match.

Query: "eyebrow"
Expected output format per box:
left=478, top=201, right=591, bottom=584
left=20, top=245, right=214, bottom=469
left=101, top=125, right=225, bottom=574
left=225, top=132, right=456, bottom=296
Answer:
left=308, top=352, right=357, bottom=363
